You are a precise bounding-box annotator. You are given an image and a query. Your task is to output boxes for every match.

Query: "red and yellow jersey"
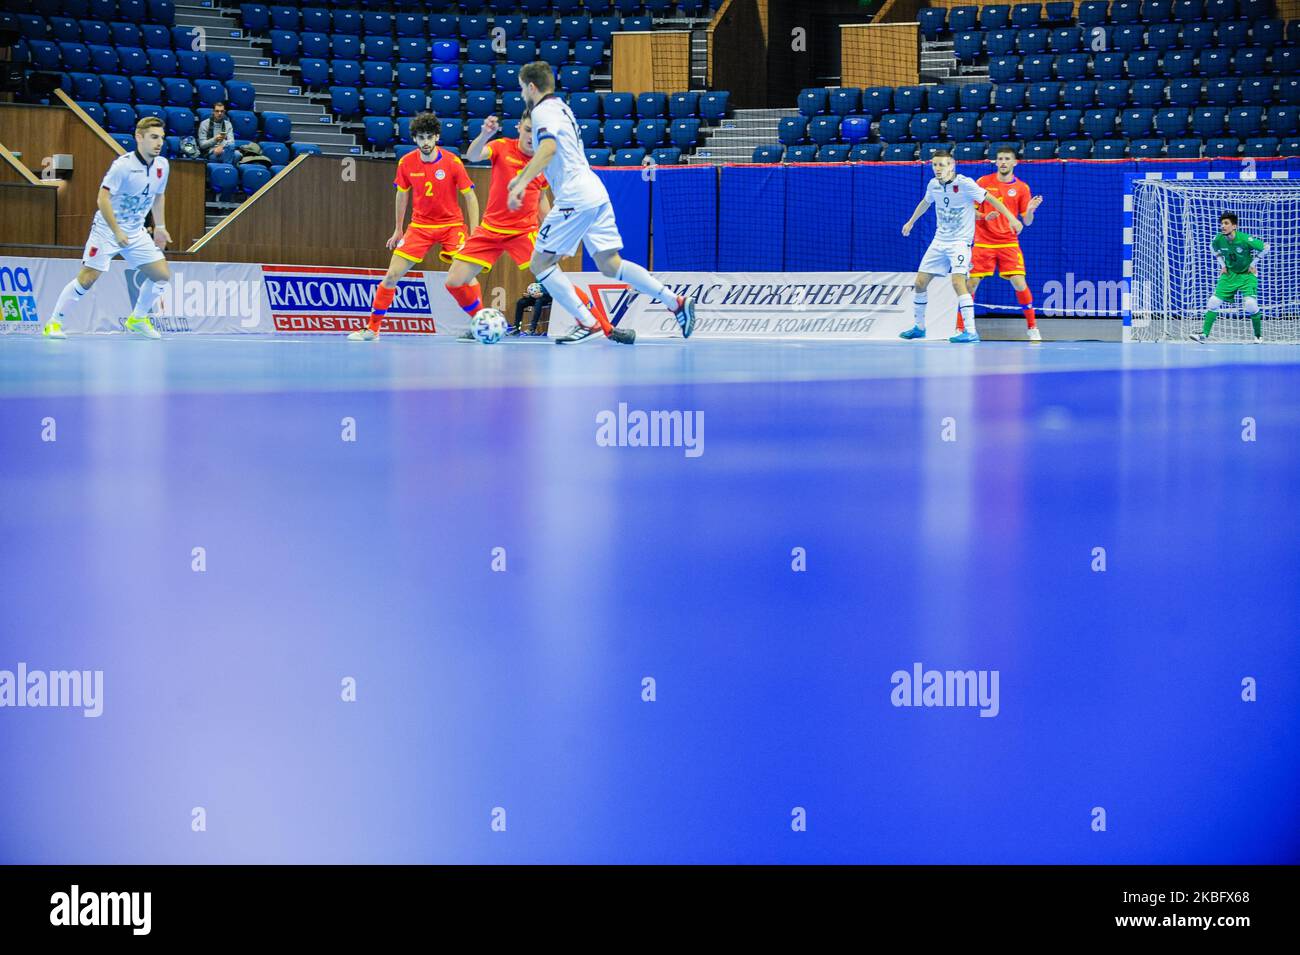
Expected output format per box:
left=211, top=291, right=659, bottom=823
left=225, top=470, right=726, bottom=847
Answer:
left=974, top=173, right=1032, bottom=245
left=480, top=137, right=549, bottom=235
left=394, top=148, right=473, bottom=228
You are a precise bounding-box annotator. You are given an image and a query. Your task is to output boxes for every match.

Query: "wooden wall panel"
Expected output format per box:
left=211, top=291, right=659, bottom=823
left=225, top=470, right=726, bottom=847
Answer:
left=0, top=183, right=58, bottom=245
left=613, top=31, right=691, bottom=95
left=841, top=22, right=920, bottom=89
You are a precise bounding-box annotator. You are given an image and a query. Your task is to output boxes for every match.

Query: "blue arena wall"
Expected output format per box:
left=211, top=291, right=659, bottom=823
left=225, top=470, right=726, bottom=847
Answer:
left=587, top=158, right=1300, bottom=315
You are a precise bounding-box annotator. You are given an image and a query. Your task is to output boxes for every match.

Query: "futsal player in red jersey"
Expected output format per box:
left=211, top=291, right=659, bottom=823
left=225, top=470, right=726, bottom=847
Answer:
left=957, top=147, right=1044, bottom=341
left=349, top=111, right=479, bottom=341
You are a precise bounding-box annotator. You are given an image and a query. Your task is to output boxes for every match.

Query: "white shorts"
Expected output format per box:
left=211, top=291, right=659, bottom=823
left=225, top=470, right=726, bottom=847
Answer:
left=918, top=239, right=972, bottom=277
left=82, top=222, right=165, bottom=273
left=535, top=201, right=623, bottom=258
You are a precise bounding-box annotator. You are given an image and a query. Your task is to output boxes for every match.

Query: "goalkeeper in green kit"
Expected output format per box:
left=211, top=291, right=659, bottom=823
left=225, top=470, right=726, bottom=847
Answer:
left=1191, top=212, right=1267, bottom=343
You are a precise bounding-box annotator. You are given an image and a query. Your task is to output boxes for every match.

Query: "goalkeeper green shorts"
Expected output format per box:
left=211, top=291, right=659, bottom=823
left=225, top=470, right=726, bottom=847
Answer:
left=1213, top=272, right=1258, bottom=301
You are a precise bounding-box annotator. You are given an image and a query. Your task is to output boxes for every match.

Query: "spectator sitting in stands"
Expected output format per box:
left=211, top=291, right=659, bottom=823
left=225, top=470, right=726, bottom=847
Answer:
left=198, top=101, right=235, bottom=160
left=513, top=282, right=552, bottom=336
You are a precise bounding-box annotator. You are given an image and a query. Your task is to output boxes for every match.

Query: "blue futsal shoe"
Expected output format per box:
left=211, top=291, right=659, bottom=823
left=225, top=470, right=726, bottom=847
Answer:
left=949, top=330, right=981, bottom=343
left=899, top=325, right=926, bottom=340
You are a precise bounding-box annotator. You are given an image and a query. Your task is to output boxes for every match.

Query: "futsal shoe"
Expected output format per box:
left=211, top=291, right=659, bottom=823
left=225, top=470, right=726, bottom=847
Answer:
left=1190, top=333, right=1209, bottom=343
left=457, top=330, right=476, bottom=341
left=673, top=295, right=696, bottom=338
left=349, top=316, right=381, bottom=341
left=124, top=316, right=161, bottom=339
left=42, top=320, right=66, bottom=339
left=899, top=325, right=926, bottom=340
left=609, top=327, right=636, bottom=345
left=556, top=322, right=603, bottom=344
left=949, top=330, right=981, bottom=343
left=1027, top=327, right=1042, bottom=342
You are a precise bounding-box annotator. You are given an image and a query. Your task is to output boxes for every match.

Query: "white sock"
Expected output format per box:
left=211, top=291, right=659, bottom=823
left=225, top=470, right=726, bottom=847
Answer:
left=131, top=279, right=169, bottom=318
left=913, top=290, right=927, bottom=329
left=958, top=294, right=976, bottom=335
left=52, top=278, right=90, bottom=321
left=616, top=260, right=679, bottom=310
left=536, top=266, right=599, bottom=330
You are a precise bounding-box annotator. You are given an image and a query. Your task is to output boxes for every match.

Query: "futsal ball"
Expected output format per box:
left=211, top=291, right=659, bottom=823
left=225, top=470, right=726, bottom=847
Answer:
left=471, top=308, right=508, bottom=344
left=527, top=282, right=545, bottom=298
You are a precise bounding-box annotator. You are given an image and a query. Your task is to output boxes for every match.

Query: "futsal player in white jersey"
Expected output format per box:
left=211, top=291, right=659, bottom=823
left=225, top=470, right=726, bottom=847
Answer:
left=44, top=116, right=173, bottom=339
left=507, top=61, right=696, bottom=344
left=898, top=149, right=1022, bottom=344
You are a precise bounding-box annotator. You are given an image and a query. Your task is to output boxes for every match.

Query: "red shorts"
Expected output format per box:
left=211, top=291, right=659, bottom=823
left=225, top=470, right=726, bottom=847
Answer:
left=392, top=222, right=467, bottom=265
left=451, top=226, right=537, bottom=271
left=971, top=243, right=1027, bottom=278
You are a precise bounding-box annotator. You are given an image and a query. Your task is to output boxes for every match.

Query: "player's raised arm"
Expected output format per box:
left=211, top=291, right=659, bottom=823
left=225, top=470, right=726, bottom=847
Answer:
left=466, top=115, right=499, bottom=163
left=902, top=194, right=933, bottom=237
left=508, top=138, right=556, bottom=210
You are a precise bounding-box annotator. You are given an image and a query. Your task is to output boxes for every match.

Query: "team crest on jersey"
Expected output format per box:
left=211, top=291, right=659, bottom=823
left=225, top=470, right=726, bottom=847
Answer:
left=952, top=184, right=959, bottom=193
left=1007, top=188, right=1016, bottom=196
left=435, top=169, right=446, bottom=180
left=88, top=247, right=98, bottom=257
left=157, top=167, right=163, bottom=178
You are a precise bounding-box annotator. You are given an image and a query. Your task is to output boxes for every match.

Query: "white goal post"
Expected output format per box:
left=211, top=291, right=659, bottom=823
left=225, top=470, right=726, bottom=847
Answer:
left=1124, top=172, right=1300, bottom=343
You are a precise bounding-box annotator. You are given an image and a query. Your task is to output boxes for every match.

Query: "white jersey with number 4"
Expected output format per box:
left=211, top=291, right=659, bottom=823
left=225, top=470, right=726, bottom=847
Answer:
left=93, top=151, right=170, bottom=237
left=922, top=174, right=987, bottom=245
left=530, top=94, right=608, bottom=211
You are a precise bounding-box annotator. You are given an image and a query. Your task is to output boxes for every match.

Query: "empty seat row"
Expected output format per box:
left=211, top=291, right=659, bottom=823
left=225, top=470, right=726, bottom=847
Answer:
left=9, top=3, right=176, bottom=38
left=755, top=136, right=1300, bottom=163
left=954, top=20, right=1288, bottom=59
left=61, top=74, right=257, bottom=110
left=17, top=43, right=236, bottom=81
left=268, top=32, right=607, bottom=66
left=79, top=99, right=292, bottom=140
left=987, top=46, right=1296, bottom=81
left=315, top=63, right=595, bottom=96
left=241, top=7, right=651, bottom=41
left=921, top=0, right=1273, bottom=38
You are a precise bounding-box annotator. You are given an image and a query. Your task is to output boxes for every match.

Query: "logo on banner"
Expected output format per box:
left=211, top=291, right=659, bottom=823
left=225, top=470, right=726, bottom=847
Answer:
left=262, top=265, right=437, bottom=334
left=578, top=283, right=636, bottom=328
left=0, top=264, right=40, bottom=325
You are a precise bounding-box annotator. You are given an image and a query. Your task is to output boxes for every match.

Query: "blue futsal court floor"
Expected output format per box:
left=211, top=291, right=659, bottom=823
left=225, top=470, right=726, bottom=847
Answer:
left=1, top=335, right=1298, bottom=864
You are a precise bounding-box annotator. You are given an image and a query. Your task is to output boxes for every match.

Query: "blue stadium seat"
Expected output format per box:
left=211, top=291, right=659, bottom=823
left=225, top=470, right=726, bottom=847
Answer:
left=1242, top=137, right=1278, bottom=157
left=1017, top=28, right=1049, bottom=53
left=163, top=105, right=194, bottom=135
left=364, top=36, right=395, bottom=62
left=1112, top=24, right=1146, bottom=52
left=782, top=144, right=816, bottom=162
left=862, top=86, right=893, bottom=119
left=135, top=104, right=166, bottom=125
left=361, top=88, right=392, bottom=116
left=331, top=59, right=360, bottom=87
left=432, top=40, right=458, bottom=63
left=585, top=147, right=611, bottom=165
left=651, top=147, right=682, bottom=166
left=1166, top=137, right=1202, bottom=157
left=982, top=111, right=1015, bottom=139
left=1094, top=52, right=1127, bottom=79
left=986, top=30, right=1016, bottom=56
left=117, top=47, right=149, bottom=77
left=1142, top=0, right=1175, bottom=22
left=1011, top=3, right=1043, bottom=28
left=636, top=92, right=667, bottom=119
left=494, top=64, right=521, bottom=88
left=88, top=44, right=119, bottom=73
left=1131, top=78, right=1166, bottom=105
left=466, top=39, right=493, bottom=63
left=1083, top=108, right=1118, bottom=137
left=1023, top=140, right=1056, bottom=159
left=395, top=89, right=425, bottom=115
left=1050, top=26, right=1082, bottom=52
left=1204, top=77, right=1239, bottom=105
left=577, top=118, right=601, bottom=144
left=1058, top=140, right=1093, bottom=158
left=849, top=142, right=884, bottom=161
left=439, top=118, right=464, bottom=148
left=634, top=118, right=667, bottom=149
left=954, top=32, right=983, bottom=61
left=457, top=64, right=490, bottom=89
left=565, top=91, right=598, bottom=119
left=146, top=47, right=176, bottom=77
left=240, top=164, right=271, bottom=194
left=1094, top=139, right=1128, bottom=158
left=1274, top=47, right=1299, bottom=74
left=1226, top=106, right=1263, bottom=137
left=49, top=16, right=82, bottom=43
left=332, top=35, right=361, bottom=60
left=700, top=92, right=730, bottom=121
left=104, top=102, right=136, bottom=133
left=330, top=86, right=360, bottom=118
left=1129, top=138, right=1165, bottom=157
left=829, top=87, right=861, bottom=116
left=505, top=40, right=536, bottom=65
left=291, top=142, right=322, bottom=158
left=1078, top=1, right=1109, bottom=28
left=1127, top=51, right=1160, bottom=78
left=949, top=6, right=979, bottom=32
left=207, top=162, right=239, bottom=200
left=465, top=90, right=495, bottom=118
left=1063, top=81, right=1097, bottom=108
left=80, top=21, right=111, bottom=47
left=558, top=15, right=590, bottom=41
left=394, top=62, right=423, bottom=89
left=602, top=118, right=634, bottom=149
left=918, top=8, right=947, bottom=40
left=539, top=40, right=570, bottom=67
left=1172, top=0, right=1204, bottom=20
left=669, top=119, right=702, bottom=149
left=883, top=143, right=918, bottom=161
left=431, top=65, right=460, bottom=90
left=329, top=9, right=359, bottom=36
left=69, top=73, right=102, bottom=100
left=1022, top=55, right=1054, bottom=81
left=1238, top=76, right=1271, bottom=105
left=1146, top=23, right=1178, bottom=51
left=927, top=85, right=959, bottom=113
left=425, top=14, right=455, bottom=38
left=1191, top=105, right=1227, bottom=137
left=527, top=15, right=557, bottom=41
left=300, top=8, right=329, bottom=34
left=1251, top=19, right=1283, bottom=48
left=110, top=22, right=142, bottom=48
left=1198, top=47, right=1232, bottom=76
left=946, top=111, right=979, bottom=139
left=1216, top=21, right=1250, bottom=48
left=953, top=141, right=988, bottom=161
left=1204, top=136, right=1239, bottom=157
left=132, top=75, right=163, bottom=105
left=603, top=92, right=634, bottom=120
left=995, top=82, right=1026, bottom=108
left=662, top=92, right=697, bottom=121
left=878, top=114, right=911, bottom=143
left=1121, top=107, right=1156, bottom=137
left=1268, top=106, right=1299, bottom=136
left=363, top=116, right=395, bottom=150
left=982, top=4, right=1013, bottom=30
left=226, top=80, right=255, bottom=111
left=1056, top=53, right=1089, bottom=79
left=1182, top=22, right=1215, bottom=51
left=395, top=38, right=424, bottom=62
left=611, top=147, right=645, bottom=167
left=100, top=73, right=131, bottom=102
left=816, top=144, right=850, bottom=163
left=1282, top=137, right=1300, bottom=157
left=570, top=39, right=604, bottom=67
left=1168, top=78, right=1202, bottom=106
left=1112, top=0, right=1143, bottom=22
left=77, top=100, right=107, bottom=128
left=777, top=116, right=808, bottom=146
left=989, top=56, right=1020, bottom=83
left=1154, top=107, right=1190, bottom=137
left=395, top=13, right=423, bottom=37
left=261, top=112, right=291, bottom=141
left=362, top=11, right=392, bottom=36
left=206, top=51, right=235, bottom=81
left=894, top=86, right=925, bottom=113
left=29, top=40, right=62, bottom=71
left=226, top=109, right=256, bottom=140
left=162, top=77, right=193, bottom=106
left=1027, top=82, right=1059, bottom=109
left=910, top=113, right=943, bottom=141
left=960, top=83, right=993, bottom=110
left=194, top=78, right=225, bottom=106
left=429, top=91, right=460, bottom=117
left=1048, top=108, right=1082, bottom=138
left=60, top=42, right=92, bottom=71
left=839, top=115, right=870, bottom=143
left=1015, top=110, right=1049, bottom=139
left=268, top=6, right=298, bottom=32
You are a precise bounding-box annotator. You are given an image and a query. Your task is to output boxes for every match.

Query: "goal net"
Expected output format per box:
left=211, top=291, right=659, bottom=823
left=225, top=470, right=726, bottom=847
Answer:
left=1128, top=177, right=1300, bottom=343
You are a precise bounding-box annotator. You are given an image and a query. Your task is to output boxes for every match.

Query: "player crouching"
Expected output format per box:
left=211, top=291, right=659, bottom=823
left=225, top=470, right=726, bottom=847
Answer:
left=349, top=111, right=479, bottom=341
left=46, top=116, right=173, bottom=339
left=898, top=149, right=1022, bottom=344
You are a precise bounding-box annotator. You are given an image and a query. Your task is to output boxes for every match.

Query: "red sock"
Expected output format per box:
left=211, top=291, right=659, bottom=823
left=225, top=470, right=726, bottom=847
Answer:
left=368, top=284, right=396, bottom=332
left=447, top=279, right=482, bottom=315
left=955, top=309, right=965, bottom=332
left=576, top=285, right=612, bottom=335
left=1016, top=287, right=1036, bottom=328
